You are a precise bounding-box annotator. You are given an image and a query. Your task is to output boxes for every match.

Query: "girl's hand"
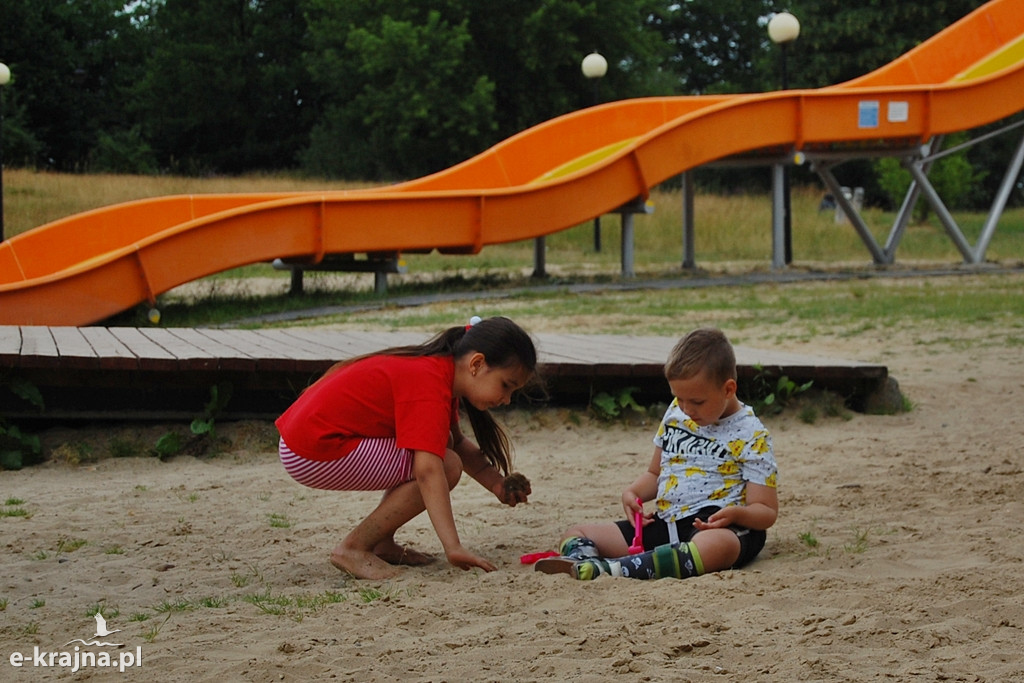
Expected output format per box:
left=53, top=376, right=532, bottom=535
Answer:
left=446, top=546, right=497, bottom=572
left=493, top=472, right=531, bottom=506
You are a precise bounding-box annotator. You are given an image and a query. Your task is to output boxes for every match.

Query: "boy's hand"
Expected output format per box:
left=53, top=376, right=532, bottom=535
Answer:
left=621, top=491, right=645, bottom=521
left=693, top=508, right=739, bottom=530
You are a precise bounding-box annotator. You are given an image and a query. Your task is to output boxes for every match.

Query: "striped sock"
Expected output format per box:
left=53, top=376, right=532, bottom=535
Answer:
left=559, top=536, right=601, bottom=560
left=575, top=558, right=618, bottom=580
left=618, top=542, right=705, bottom=580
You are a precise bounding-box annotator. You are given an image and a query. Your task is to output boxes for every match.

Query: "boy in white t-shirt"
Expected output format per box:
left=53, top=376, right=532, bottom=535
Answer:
left=536, top=328, right=778, bottom=580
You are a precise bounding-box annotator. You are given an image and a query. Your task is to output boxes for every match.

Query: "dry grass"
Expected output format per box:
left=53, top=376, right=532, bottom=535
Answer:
left=3, top=169, right=370, bottom=237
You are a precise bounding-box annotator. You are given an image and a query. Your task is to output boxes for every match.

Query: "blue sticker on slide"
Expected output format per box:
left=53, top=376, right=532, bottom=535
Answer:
left=858, top=101, right=880, bottom=129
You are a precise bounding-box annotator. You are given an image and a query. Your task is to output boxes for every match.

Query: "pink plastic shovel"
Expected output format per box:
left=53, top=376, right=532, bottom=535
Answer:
left=628, top=498, right=644, bottom=554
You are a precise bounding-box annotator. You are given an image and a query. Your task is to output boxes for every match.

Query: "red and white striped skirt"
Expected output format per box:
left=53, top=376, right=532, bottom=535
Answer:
left=279, top=437, right=415, bottom=491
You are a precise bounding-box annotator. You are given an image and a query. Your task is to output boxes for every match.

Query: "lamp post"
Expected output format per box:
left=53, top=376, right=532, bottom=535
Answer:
left=768, top=11, right=799, bottom=267
left=581, top=51, right=607, bottom=252
left=0, top=62, right=9, bottom=242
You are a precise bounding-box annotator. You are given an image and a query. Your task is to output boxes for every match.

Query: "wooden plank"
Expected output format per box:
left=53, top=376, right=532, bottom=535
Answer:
left=107, top=327, right=178, bottom=371
left=49, top=327, right=99, bottom=369
left=272, top=329, right=363, bottom=359
left=170, top=328, right=257, bottom=372
left=195, top=329, right=279, bottom=363
left=140, top=329, right=219, bottom=371
left=18, top=327, right=59, bottom=368
left=0, top=326, right=22, bottom=362
left=258, top=329, right=353, bottom=359
left=244, top=330, right=331, bottom=362
left=202, top=329, right=301, bottom=373
left=536, top=335, right=641, bottom=378
left=550, top=334, right=671, bottom=364
left=78, top=327, right=139, bottom=370
left=294, top=330, right=427, bottom=358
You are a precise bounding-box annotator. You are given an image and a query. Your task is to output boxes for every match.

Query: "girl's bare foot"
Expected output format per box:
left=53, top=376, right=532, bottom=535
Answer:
left=330, top=545, right=400, bottom=580
left=374, top=539, right=436, bottom=566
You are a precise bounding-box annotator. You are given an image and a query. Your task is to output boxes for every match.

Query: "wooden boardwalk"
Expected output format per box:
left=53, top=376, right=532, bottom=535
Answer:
left=0, top=326, right=888, bottom=420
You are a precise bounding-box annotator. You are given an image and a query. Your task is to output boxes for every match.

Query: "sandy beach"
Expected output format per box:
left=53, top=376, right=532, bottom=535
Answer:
left=2, top=300, right=1022, bottom=682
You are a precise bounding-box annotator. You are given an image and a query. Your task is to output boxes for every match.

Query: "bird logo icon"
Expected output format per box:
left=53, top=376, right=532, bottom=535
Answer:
left=64, top=612, right=124, bottom=648
left=94, top=613, right=121, bottom=638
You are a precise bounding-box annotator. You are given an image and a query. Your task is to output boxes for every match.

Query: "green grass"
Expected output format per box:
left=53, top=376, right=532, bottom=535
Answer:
left=236, top=272, right=1024, bottom=348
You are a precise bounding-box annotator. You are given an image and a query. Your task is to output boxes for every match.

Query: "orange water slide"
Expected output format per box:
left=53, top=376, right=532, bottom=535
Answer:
left=2, top=0, right=1023, bottom=326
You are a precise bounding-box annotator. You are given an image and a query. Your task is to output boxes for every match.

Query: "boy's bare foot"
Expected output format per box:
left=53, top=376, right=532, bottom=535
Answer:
left=373, top=539, right=436, bottom=566
left=330, top=546, right=400, bottom=580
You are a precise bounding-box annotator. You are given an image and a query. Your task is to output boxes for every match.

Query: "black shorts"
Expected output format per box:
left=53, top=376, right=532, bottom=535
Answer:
left=615, top=506, right=766, bottom=569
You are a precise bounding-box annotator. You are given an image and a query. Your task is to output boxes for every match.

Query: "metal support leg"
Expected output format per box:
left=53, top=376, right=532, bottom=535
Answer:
left=289, top=268, right=304, bottom=296
left=974, top=128, right=1024, bottom=262
left=886, top=137, right=941, bottom=258
left=771, top=164, right=786, bottom=270
left=815, top=161, right=889, bottom=264
left=902, top=157, right=976, bottom=263
left=681, top=171, right=696, bottom=270
left=621, top=213, right=635, bottom=278
left=532, top=236, right=547, bottom=278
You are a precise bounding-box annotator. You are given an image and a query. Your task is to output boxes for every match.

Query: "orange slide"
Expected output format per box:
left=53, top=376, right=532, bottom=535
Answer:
left=2, top=0, right=1023, bottom=326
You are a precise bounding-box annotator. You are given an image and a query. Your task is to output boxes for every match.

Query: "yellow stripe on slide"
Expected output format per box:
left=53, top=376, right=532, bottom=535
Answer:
left=531, top=138, right=637, bottom=183
left=954, top=34, right=1024, bottom=81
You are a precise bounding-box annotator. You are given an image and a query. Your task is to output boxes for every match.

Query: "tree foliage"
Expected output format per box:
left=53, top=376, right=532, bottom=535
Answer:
left=131, top=0, right=315, bottom=173
left=646, top=0, right=776, bottom=94
left=301, top=2, right=497, bottom=179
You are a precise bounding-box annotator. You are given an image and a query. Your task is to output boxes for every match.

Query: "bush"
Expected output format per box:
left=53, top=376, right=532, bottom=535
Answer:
left=89, top=126, right=159, bottom=175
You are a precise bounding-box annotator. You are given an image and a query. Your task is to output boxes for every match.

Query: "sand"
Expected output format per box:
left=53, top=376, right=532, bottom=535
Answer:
left=2, top=314, right=1022, bottom=682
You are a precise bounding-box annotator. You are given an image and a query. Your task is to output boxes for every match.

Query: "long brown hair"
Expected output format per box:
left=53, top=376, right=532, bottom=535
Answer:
left=323, top=316, right=537, bottom=475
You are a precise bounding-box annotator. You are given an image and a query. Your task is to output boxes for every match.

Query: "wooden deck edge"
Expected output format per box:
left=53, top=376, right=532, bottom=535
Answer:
left=0, top=360, right=891, bottom=423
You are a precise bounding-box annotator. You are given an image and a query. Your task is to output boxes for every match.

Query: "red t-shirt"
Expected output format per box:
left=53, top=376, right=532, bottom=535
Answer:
left=275, top=355, right=458, bottom=462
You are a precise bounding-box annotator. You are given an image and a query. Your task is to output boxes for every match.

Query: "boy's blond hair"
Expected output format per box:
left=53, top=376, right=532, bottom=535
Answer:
left=663, top=328, right=737, bottom=385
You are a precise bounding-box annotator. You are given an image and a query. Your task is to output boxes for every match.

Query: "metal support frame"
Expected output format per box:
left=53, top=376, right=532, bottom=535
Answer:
left=272, top=253, right=406, bottom=296
left=537, top=196, right=653, bottom=278
left=807, top=118, right=1024, bottom=266
left=814, top=159, right=893, bottom=264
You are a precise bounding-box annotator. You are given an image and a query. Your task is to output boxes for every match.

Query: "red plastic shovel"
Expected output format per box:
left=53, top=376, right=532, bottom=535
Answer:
left=628, top=498, right=644, bottom=554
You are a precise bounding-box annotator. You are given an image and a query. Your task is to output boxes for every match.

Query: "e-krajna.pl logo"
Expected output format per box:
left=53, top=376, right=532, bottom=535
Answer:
left=6, top=613, right=142, bottom=673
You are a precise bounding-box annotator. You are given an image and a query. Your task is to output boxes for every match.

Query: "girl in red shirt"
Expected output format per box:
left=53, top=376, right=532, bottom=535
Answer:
left=276, top=316, right=537, bottom=580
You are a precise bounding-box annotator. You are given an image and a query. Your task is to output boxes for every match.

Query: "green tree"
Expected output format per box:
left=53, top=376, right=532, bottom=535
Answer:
left=0, top=0, right=145, bottom=170
left=132, top=0, right=315, bottom=173
left=465, top=0, right=670, bottom=136
left=301, top=3, right=496, bottom=179
left=645, top=0, right=776, bottom=94
left=301, top=0, right=666, bottom=180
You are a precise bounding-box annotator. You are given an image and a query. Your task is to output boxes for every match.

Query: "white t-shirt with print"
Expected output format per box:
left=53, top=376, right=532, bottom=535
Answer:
left=652, top=399, right=777, bottom=523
